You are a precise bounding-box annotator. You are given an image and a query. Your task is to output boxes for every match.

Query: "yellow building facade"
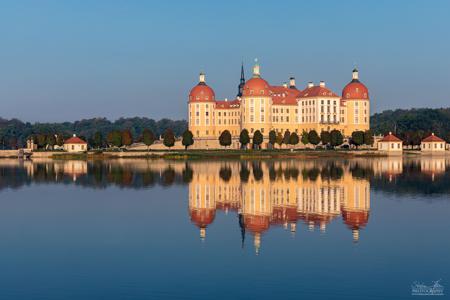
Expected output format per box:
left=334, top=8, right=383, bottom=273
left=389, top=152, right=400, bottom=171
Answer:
left=188, top=62, right=370, bottom=148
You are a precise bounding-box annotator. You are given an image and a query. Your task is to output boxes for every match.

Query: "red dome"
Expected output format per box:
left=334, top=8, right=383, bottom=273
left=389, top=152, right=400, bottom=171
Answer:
left=189, top=83, right=215, bottom=102
left=244, top=215, right=270, bottom=233
left=242, top=77, right=270, bottom=97
left=342, top=81, right=369, bottom=100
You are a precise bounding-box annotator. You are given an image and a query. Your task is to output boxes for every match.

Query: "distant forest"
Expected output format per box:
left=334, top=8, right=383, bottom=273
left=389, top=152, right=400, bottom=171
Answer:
left=1, top=107, right=450, bottom=149
left=370, top=108, right=450, bottom=143
left=0, top=117, right=187, bottom=149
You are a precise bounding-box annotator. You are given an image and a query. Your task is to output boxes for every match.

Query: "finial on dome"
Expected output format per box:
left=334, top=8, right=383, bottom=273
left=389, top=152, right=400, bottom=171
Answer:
left=200, top=227, right=206, bottom=240
left=199, top=72, right=205, bottom=84
left=352, top=68, right=359, bottom=80
left=389, top=131, right=392, bottom=135
left=253, top=58, right=260, bottom=78
left=432, top=132, right=435, bottom=136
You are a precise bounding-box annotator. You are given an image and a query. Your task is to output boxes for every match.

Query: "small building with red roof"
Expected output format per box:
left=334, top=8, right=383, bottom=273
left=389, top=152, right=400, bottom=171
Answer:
left=377, top=132, right=403, bottom=154
left=63, top=134, right=88, bottom=152
left=421, top=133, right=447, bottom=154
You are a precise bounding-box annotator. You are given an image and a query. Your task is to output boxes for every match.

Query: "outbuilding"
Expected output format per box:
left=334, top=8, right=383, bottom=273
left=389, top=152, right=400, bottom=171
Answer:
left=64, top=134, right=88, bottom=152
left=377, top=132, right=402, bottom=154
left=421, top=133, right=446, bottom=154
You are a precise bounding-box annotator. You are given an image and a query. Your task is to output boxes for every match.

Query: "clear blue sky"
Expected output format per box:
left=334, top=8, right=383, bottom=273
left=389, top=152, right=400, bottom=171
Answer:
left=1, top=0, right=449, bottom=122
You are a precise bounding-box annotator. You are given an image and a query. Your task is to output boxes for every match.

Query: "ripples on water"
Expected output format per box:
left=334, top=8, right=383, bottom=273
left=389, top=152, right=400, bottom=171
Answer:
left=0, top=157, right=449, bottom=299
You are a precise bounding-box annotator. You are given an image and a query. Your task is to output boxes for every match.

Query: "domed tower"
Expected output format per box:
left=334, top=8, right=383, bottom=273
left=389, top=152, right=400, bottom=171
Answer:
left=188, top=73, right=216, bottom=139
left=341, top=68, right=370, bottom=135
left=241, top=60, right=272, bottom=140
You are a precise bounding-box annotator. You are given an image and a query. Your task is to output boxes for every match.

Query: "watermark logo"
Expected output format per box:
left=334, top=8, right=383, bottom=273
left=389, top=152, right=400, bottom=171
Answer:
left=411, top=280, right=444, bottom=296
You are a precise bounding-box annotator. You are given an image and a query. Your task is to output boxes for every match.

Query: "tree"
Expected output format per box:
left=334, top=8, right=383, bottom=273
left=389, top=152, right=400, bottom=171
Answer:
left=283, top=130, right=291, bottom=146
left=92, top=132, right=103, bottom=149
left=351, top=131, right=365, bottom=149
left=330, top=129, right=344, bottom=148
left=276, top=132, right=283, bottom=148
left=301, top=131, right=309, bottom=145
left=46, top=134, right=56, bottom=150
left=122, top=130, right=133, bottom=147
left=163, top=128, right=175, bottom=149
left=36, top=134, right=47, bottom=149
left=253, top=130, right=263, bottom=149
left=219, top=130, right=232, bottom=148
left=363, top=130, right=374, bottom=146
left=107, top=130, right=122, bottom=147
left=269, top=130, right=277, bottom=148
left=289, top=132, right=299, bottom=146
left=56, top=134, right=65, bottom=147
left=142, top=128, right=156, bottom=151
left=182, top=130, right=194, bottom=150
left=320, top=131, right=331, bottom=146
left=239, top=129, right=250, bottom=149
left=308, top=130, right=321, bottom=147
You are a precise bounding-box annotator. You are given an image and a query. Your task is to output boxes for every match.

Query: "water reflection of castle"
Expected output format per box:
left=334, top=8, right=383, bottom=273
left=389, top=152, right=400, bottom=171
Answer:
left=188, top=161, right=371, bottom=253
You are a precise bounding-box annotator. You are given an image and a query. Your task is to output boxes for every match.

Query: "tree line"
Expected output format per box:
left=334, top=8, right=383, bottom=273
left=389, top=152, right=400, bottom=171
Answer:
left=0, top=117, right=187, bottom=149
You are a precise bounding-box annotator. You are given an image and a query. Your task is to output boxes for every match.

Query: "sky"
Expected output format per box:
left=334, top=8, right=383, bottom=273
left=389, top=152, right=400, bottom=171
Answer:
left=0, top=0, right=449, bottom=122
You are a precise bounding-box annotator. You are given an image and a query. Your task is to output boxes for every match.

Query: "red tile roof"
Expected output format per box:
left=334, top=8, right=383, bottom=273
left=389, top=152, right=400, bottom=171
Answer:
left=64, top=136, right=87, bottom=144
left=215, top=99, right=240, bottom=109
left=270, top=86, right=301, bottom=105
left=380, top=133, right=402, bottom=142
left=298, top=85, right=339, bottom=98
left=422, top=134, right=445, bottom=143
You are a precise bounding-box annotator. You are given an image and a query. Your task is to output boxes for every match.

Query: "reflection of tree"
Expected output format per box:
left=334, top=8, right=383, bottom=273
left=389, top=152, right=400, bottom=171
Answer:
left=303, top=168, right=320, bottom=181
left=219, top=166, right=232, bottom=182
left=350, top=163, right=374, bottom=180
left=239, top=163, right=250, bottom=182
left=252, top=162, right=263, bottom=181
left=321, top=163, right=344, bottom=181
left=161, top=167, right=176, bottom=186
left=182, top=163, right=193, bottom=183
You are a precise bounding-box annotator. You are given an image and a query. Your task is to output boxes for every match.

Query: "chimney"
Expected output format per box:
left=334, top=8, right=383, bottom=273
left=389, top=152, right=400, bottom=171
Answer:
left=199, top=72, right=205, bottom=83
left=282, top=82, right=288, bottom=88
left=289, top=77, right=296, bottom=89
left=307, top=82, right=314, bottom=88
left=319, top=81, right=325, bottom=87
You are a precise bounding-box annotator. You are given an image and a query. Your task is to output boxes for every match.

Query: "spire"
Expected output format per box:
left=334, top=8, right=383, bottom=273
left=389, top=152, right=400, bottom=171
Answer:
left=199, top=72, right=206, bottom=85
left=352, top=68, right=359, bottom=82
left=237, top=62, right=245, bottom=97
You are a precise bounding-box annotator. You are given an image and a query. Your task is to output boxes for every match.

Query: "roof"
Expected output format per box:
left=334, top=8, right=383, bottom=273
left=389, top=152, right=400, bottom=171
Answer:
left=189, top=83, right=215, bottom=102
left=215, top=99, right=240, bottom=109
left=422, top=134, right=445, bottom=143
left=270, top=86, right=301, bottom=105
left=380, top=133, right=402, bottom=142
left=342, top=80, right=369, bottom=100
left=298, top=85, right=339, bottom=98
left=64, top=136, right=87, bottom=144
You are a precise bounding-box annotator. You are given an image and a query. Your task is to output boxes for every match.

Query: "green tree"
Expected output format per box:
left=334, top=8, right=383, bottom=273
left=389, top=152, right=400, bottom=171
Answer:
left=46, top=134, right=56, bottom=150
left=239, top=129, right=250, bottom=149
left=56, top=134, right=65, bottom=147
left=330, top=129, right=344, bottom=148
left=142, top=128, right=156, bottom=151
left=268, top=130, right=277, bottom=148
left=351, top=131, right=365, bottom=149
left=182, top=130, right=194, bottom=150
left=289, top=132, right=299, bottom=146
left=276, top=132, right=283, bottom=148
left=363, top=130, right=374, bottom=146
left=253, top=130, right=263, bottom=149
left=283, top=130, right=291, bottom=146
left=163, top=128, right=175, bottom=149
left=308, top=130, right=321, bottom=147
left=122, top=130, right=133, bottom=147
left=37, top=134, right=47, bottom=149
left=320, top=131, right=331, bottom=146
left=219, top=130, right=232, bottom=147
left=92, top=132, right=103, bottom=149
left=107, top=130, right=122, bottom=147
left=301, top=131, right=309, bottom=145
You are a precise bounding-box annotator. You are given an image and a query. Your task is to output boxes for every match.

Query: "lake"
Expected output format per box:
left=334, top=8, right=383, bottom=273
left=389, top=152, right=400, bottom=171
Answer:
left=0, top=157, right=448, bottom=299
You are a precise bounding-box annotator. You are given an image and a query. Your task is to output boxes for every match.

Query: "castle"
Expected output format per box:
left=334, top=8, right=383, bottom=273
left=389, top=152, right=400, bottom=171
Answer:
left=188, top=61, right=370, bottom=148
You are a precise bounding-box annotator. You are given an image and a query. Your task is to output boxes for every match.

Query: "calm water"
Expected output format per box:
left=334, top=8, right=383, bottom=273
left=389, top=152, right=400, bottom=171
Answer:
left=0, top=157, right=449, bottom=299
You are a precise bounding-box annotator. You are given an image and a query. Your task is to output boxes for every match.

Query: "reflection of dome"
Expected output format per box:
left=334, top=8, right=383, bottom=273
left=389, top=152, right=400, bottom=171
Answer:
left=342, top=69, right=369, bottom=100
left=342, top=210, right=369, bottom=229
left=189, top=73, right=215, bottom=102
left=190, top=208, right=216, bottom=228
left=244, top=215, right=270, bottom=233
left=271, top=207, right=298, bottom=224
